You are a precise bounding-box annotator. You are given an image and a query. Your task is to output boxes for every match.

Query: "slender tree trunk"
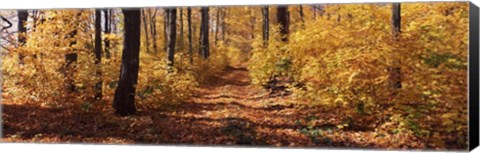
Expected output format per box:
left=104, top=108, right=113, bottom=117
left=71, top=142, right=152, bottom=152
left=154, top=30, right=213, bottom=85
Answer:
left=17, top=10, right=28, bottom=64
left=64, top=13, right=81, bottom=92
left=391, top=3, right=401, bottom=37
left=389, top=3, right=402, bottom=90
left=250, top=9, right=255, bottom=40
left=104, top=9, right=111, bottom=59
left=179, top=8, right=184, bottom=51
left=32, top=10, right=38, bottom=29
left=164, top=8, right=169, bottom=52
left=187, top=7, right=193, bottom=64
left=313, top=5, right=316, bottom=19
left=110, top=9, right=116, bottom=35
left=142, top=9, right=150, bottom=53
left=222, top=9, right=227, bottom=42
left=276, top=6, right=289, bottom=42
left=215, top=8, right=220, bottom=45
left=262, top=6, right=269, bottom=46
left=150, top=9, right=158, bottom=53
left=166, top=8, right=177, bottom=66
left=199, top=7, right=210, bottom=59
left=299, top=5, right=305, bottom=26
left=113, top=9, right=141, bottom=116
left=94, top=9, right=103, bottom=100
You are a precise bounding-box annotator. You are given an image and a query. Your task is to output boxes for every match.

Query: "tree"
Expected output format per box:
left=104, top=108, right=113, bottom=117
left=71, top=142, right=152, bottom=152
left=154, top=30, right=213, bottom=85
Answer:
left=199, top=7, right=210, bottom=59
left=104, top=9, right=111, bottom=59
left=249, top=9, right=256, bottom=40
left=94, top=9, right=102, bottom=100
left=187, top=7, right=193, bottom=63
left=179, top=8, right=184, bottom=50
left=142, top=9, right=150, bottom=53
left=299, top=5, right=305, bottom=25
left=391, top=3, right=401, bottom=37
left=389, top=3, right=402, bottom=90
left=262, top=6, right=269, bottom=45
left=221, top=9, right=227, bottom=42
left=276, top=5, right=289, bottom=42
left=163, top=8, right=169, bottom=52
left=113, top=9, right=141, bottom=116
left=215, top=8, right=220, bottom=45
left=166, top=8, right=177, bottom=66
left=63, top=12, right=82, bottom=92
left=17, top=10, right=28, bottom=64
left=150, top=9, right=158, bottom=53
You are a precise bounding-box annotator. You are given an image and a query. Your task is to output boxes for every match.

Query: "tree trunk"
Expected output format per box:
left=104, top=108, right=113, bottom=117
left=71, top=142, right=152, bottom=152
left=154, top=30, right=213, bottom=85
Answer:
left=199, top=7, right=210, bottom=59
left=187, top=7, right=193, bottom=64
left=150, top=9, right=158, bottom=53
left=64, top=13, right=82, bottom=92
left=166, top=8, right=177, bottom=66
left=94, top=9, right=103, bottom=100
left=17, top=10, right=28, bottom=64
left=299, top=5, right=305, bottom=25
left=113, top=9, right=141, bottom=116
left=222, top=9, right=227, bottom=42
left=142, top=9, right=150, bottom=53
left=391, top=3, right=401, bottom=37
left=215, top=8, right=220, bottom=45
left=104, top=9, right=111, bottom=59
left=179, top=8, right=184, bottom=51
left=313, top=5, right=316, bottom=19
left=389, top=3, right=402, bottom=89
left=164, top=8, right=169, bottom=52
left=250, top=10, right=255, bottom=40
left=276, top=6, right=289, bottom=42
left=262, top=6, right=269, bottom=46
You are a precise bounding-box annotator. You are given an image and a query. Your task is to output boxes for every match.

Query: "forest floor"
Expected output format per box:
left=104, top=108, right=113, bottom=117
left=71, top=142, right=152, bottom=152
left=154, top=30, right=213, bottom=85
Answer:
left=2, top=63, right=428, bottom=149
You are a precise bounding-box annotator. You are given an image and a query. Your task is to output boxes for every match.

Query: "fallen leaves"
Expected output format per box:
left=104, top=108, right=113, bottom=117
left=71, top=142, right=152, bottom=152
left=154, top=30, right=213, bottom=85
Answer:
left=1, top=64, right=467, bottom=150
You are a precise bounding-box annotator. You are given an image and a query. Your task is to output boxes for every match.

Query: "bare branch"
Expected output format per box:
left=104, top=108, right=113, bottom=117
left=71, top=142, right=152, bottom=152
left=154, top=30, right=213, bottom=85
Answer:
left=1, top=15, right=12, bottom=31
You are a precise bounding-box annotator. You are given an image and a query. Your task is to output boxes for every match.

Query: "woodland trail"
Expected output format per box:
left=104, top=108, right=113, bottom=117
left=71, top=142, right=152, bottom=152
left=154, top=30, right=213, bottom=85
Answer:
left=153, top=63, right=317, bottom=146
left=151, top=63, right=381, bottom=147
left=2, top=63, right=424, bottom=148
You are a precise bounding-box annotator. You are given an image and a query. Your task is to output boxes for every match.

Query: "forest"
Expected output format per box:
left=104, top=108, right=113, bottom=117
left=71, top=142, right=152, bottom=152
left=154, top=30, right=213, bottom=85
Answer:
left=0, top=2, right=469, bottom=150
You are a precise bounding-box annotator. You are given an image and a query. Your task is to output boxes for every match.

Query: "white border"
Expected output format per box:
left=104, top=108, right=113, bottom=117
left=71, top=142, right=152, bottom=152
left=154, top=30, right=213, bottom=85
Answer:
left=0, top=0, right=468, bottom=9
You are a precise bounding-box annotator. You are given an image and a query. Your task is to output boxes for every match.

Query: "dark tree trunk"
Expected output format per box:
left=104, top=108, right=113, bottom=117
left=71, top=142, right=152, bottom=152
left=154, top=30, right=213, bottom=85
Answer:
left=299, top=5, right=305, bottom=25
left=166, top=8, right=177, bottom=66
left=187, top=7, right=193, bottom=64
left=104, top=9, right=111, bottom=59
left=391, top=3, right=401, bottom=37
left=150, top=9, right=158, bottom=53
left=215, top=8, right=220, bottom=45
left=32, top=10, right=39, bottom=29
left=199, top=7, right=210, bottom=59
left=64, top=13, right=82, bottom=92
left=222, top=9, right=227, bottom=43
left=390, top=3, right=402, bottom=89
left=142, top=9, right=150, bottom=53
left=164, top=8, right=169, bottom=52
left=113, top=9, right=141, bottom=116
left=262, top=6, right=269, bottom=45
left=179, top=8, right=184, bottom=51
left=94, top=9, right=103, bottom=100
left=17, top=10, right=28, bottom=64
left=276, top=6, right=289, bottom=42
left=250, top=10, right=255, bottom=40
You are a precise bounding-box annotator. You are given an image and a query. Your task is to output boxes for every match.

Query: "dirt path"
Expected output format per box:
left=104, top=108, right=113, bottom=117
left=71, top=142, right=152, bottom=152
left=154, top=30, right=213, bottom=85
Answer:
left=152, top=64, right=344, bottom=146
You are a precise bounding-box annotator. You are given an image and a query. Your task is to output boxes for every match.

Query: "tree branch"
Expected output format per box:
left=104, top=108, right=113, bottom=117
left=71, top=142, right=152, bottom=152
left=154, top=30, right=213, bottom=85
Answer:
left=1, top=15, right=12, bottom=31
